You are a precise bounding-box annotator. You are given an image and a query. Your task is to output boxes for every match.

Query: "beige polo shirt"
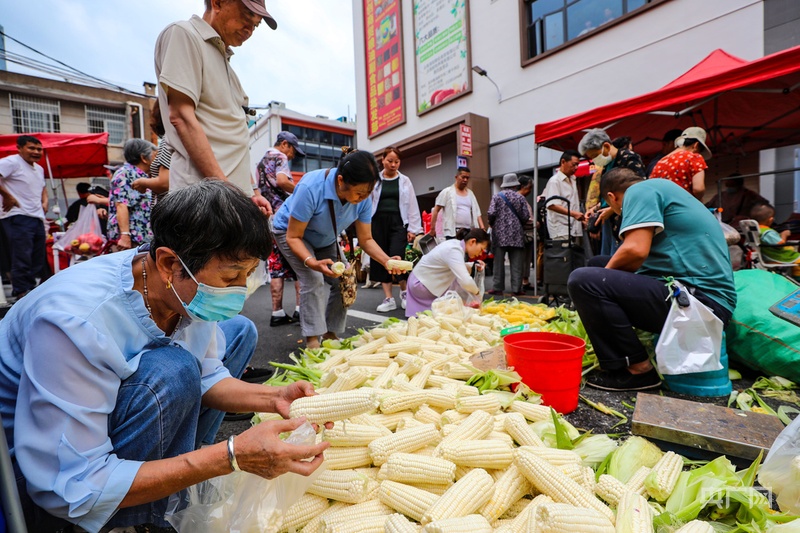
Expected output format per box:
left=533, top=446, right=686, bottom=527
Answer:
left=155, top=15, right=253, bottom=195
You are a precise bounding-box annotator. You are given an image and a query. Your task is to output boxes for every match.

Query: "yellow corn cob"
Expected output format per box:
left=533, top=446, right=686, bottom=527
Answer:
left=438, top=409, right=494, bottom=449
left=455, top=394, right=502, bottom=414
left=499, top=497, right=533, bottom=520
left=509, top=401, right=552, bottom=422
left=346, top=336, right=389, bottom=357
left=624, top=466, right=652, bottom=497
left=409, top=362, right=435, bottom=388
left=439, top=440, right=514, bottom=469
left=380, top=390, right=431, bottom=413
left=514, top=448, right=615, bottom=523
left=615, top=491, right=654, bottom=533
left=533, top=502, right=615, bottom=533
left=504, top=412, right=545, bottom=447
left=644, top=451, right=684, bottom=501
left=440, top=409, right=469, bottom=426
left=517, top=446, right=582, bottom=467
left=414, top=404, right=443, bottom=427
left=324, top=422, right=388, bottom=446
left=324, top=446, right=373, bottom=470
left=422, top=514, right=492, bottom=533
left=302, top=502, right=351, bottom=533
left=327, top=515, right=389, bottom=533
left=279, top=493, right=329, bottom=532
left=347, top=352, right=392, bottom=367
left=378, top=480, right=440, bottom=522
left=369, top=423, right=441, bottom=465
left=308, top=469, right=372, bottom=504
left=594, top=474, right=630, bottom=507
left=321, top=499, right=394, bottom=531
left=370, top=361, right=400, bottom=389
left=385, top=513, right=422, bottom=533
left=408, top=482, right=452, bottom=495
left=384, top=452, right=457, bottom=485
left=479, top=464, right=533, bottom=521
left=509, top=494, right=554, bottom=533
left=674, top=520, right=715, bottom=533
left=326, top=366, right=371, bottom=393
left=421, top=468, right=495, bottom=525
left=289, top=389, right=379, bottom=423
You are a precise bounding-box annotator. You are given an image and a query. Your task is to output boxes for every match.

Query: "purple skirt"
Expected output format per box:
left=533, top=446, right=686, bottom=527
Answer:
left=405, top=273, right=438, bottom=318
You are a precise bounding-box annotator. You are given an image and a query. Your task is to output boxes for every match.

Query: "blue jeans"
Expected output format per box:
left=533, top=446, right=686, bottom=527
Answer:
left=16, top=315, right=257, bottom=531
left=1, top=215, right=46, bottom=295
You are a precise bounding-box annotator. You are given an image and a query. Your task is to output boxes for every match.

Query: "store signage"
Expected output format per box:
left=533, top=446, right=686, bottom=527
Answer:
left=363, top=0, right=406, bottom=138
left=459, top=124, right=472, bottom=157
left=457, top=156, right=468, bottom=168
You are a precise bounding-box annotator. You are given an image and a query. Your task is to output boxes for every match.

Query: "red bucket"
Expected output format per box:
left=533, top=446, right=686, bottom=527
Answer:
left=504, top=331, right=585, bottom=414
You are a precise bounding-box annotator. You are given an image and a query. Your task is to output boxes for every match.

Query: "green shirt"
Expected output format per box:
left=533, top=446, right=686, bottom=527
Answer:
left=376, top=176, right=400, bottom=214
left=620, top=179, right=736, bottom=313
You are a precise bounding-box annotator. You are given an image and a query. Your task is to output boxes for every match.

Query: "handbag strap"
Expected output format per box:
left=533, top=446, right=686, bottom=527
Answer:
left=325, top=168, right=347, bottom=263
left=500, top=192, right=526, bottom=225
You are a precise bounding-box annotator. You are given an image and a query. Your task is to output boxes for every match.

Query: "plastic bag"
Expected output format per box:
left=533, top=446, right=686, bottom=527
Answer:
left=655, top=280, right=723, bottom=375
left=758, top=414, right=800, bottom=514
left=53, top=204, right=105, bottom=255
left=464, top=264, right=485, bottom=309
left=432, top=290, right=471, bottom=319
left=165, top=422, right=325, bottom=533
left=245, top=260, right=268, bottom=299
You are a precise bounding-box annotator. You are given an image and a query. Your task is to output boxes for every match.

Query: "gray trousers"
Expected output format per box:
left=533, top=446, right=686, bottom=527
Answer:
left=493, top=246, right=526, bottom=294
left=274, top=232, right=347, bottom=337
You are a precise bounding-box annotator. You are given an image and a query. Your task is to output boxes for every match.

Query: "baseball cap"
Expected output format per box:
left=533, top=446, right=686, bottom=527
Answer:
left=277, top=131, right=306, bottom=158
left=240, top=0, right=277, bottom=30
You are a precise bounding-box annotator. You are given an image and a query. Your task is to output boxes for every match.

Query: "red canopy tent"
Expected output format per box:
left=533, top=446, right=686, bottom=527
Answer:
left=0, top=132, right=109, bottom=180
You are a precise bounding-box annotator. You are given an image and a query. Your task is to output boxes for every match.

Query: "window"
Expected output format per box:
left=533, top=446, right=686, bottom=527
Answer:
left=523, top=0, right=652, bottom=60
left=282, top=123, right=354, bottom=173
left=86, top=105, right=128, bottom=144
left=10, top=94, right=61, bottom=133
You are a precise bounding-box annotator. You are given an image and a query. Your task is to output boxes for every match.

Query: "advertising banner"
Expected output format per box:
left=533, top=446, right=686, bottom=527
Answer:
left=364, top=0, right=406, bottom=137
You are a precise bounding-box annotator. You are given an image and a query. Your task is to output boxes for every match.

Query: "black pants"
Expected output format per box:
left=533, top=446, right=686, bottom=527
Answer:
left=370, top=211, right=408, bottom=283
left=1, top=215, right=46, bottom=296
left=567, top=256, right=732, bottom=370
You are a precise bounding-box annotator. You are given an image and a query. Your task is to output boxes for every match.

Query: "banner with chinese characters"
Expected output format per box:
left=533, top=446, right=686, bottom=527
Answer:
left=364, top=0, right=406, bottom=138
left=414, top=0, right=471, bottom=115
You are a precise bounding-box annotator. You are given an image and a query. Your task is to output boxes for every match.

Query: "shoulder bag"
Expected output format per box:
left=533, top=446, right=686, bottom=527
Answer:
left=325, top=169, right=358, bottom=307
left=500, top=192, right=534, bottom=244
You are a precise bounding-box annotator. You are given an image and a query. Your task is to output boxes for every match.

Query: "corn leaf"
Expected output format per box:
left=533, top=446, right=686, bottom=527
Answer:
left=607, top=435, right=664, bottom=484
left=777, top=405, right=800, bottom=426
left=550, top=407, right=574, bottom=450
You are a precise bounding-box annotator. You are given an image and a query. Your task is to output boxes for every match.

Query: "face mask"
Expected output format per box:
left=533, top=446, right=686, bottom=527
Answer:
left=170, top=255, right=247, bottom=322
left=592, top=150, right=613, bottom=168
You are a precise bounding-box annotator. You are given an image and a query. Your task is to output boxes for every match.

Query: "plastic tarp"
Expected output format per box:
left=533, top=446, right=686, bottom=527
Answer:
left=0, top=132, right=109, bottom=179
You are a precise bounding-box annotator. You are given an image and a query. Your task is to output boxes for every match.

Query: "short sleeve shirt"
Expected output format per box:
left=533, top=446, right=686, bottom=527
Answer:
left=0, top=154, right=45, bottom=220
left=620, top=179, right=736, bottom=313
left=108, top=163, right=153, bottom=244
left=649, top=151, right=707, bottom=193
left=256, top=148, right=292, bottom=211
left=542, top=171, right=582, bottom=239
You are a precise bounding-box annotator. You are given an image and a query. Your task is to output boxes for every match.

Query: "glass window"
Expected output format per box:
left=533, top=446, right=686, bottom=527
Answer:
left=544, top=12, right=564, bottom=51
left=86, top=105, right=128, bottom=144
left=10, top=94, right=61, bottom=133
left=306, top=158, right=321, bottom=172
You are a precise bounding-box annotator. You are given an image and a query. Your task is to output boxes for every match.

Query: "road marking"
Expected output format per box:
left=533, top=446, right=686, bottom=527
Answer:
left=347, top=309, right=393, bottom=323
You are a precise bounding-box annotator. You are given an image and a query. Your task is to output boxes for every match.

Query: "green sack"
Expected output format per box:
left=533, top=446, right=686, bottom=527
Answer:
left=726, top=270, right=800, bottom=383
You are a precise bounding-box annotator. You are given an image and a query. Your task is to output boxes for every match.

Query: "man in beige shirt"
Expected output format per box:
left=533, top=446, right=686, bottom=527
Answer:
left=155, top=0, right=275, bottom=213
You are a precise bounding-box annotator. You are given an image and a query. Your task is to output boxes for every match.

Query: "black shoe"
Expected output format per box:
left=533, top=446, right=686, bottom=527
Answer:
left=586, top=368, right=661, bottom=392
left=270, top=314, right=293, bottom=327
left=224, top=411, right=254, bottom=422
left=292, top=310, right=300, bottom=321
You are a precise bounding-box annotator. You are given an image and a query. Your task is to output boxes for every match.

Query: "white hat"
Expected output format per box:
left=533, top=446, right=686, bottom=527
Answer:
left=676, top=127, right=712, bottom=160
left=500, top=173, right=521, bottom=188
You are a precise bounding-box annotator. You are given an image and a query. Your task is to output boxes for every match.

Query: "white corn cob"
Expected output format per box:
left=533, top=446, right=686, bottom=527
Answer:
left=408, top=482, right=451, bottom=495
left=302, top=502, right=351, bottom=533
left=384, top=452, right=456, bottom=485
left=347, top=337, right=389, bottom=357
left=624, top=466, right=652, bottom=497
left=455, top=393, right=502, bottom=414
left=509, top=494, right=554, bottom=533
left=308, top=469, right=372, bottom=504
left=386, top=259, right=414, bottom=271
left=327, top=366, right=371, bottom=393
left=674, top=520, right=715, bottom=533
left=347, top=352, right=392, bottom=367
left=422, top=514, right=492, bottom=533
left=369, top=328, right=390, bottom=338
left=426, top=375, right=463, bottom=389
left=289, top=389, right=379, bottom=423
left=406, top=317, right=419, bottom=337
left=386, top=330, right=406, bottom=344
left=369, top=423, right=440, bottom=465
left=454, top=385, right=481, bottom=398
left=421, top=468, right=495, bottom=525
left=396, top=416, right=424, bottom=431
left=439, top=440, right=514, bottom=469
left=392, top=378, right=422, bottom=392
left=409, top=362, right=435, bottom=388
left=279, top=493, right=329, bottom=532
left=615, top=491, right=654, bottom=533
left=386, top=341, right=422, bottom=355
left=534, top=502, right=615, bottom=533
left=417, top=328, right=441, bottom=341
left=438, top=410, right=494, bottom=449
left=558, top=463, right=592, bottom=489
left=385, top=513, right=421, bottom=533
left=514, top=448, right=615, bottom=523
left=319, top=368, right=343, bottom=389
left=322, top=500, right=393, bottom=532
left=348, top=414, right=394, bottom=435
left=398, top=356, right=426, bottom=377
left=479, top=464, right=533, bottom=521
left=644, top=451, right=684, bottom=502
left=415, top=446, right=437, bottom=457
left=324, top=446, right=373, bottom=470
left=324, top=422, right=388, bottom=446
left=488, top=431, right=515, bottom=445
left=454, top=465, right=474, bottom=481
left=517, top=446, right=582, bottom=467
left=440, top=410, right=469, bottom=426
left=595, top=474, right=630, bottom=507
left=370, top=411, right=416, bottom=431
left=504, top=412, right=545, bottom=447
left=424, top=389, right=457, bottom=410
left=380, top=391, right=430, bottom=413
left=317, top=351, right=349, bottom=372
left=354, top=467, right=382, bottom=480
left=509, top=401, right=552, bottom=422
left=326, top=515, right=389, bottom=533
left=371, top=361, right=400, bottom=389
left=499, top=497, right=533, bottom=520
left=378, top=480, right=440, bottom=522
left=414, top=404, right=443, bottom=427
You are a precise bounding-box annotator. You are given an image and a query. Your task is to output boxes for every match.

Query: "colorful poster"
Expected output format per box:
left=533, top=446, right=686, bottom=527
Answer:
left=364, top=0, right=406, bottom=138
left=414, top=0, right=471, bottom=115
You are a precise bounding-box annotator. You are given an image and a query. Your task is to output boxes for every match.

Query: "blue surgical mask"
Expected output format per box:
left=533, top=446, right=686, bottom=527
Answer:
left=170, top=255, right=247, bottom=322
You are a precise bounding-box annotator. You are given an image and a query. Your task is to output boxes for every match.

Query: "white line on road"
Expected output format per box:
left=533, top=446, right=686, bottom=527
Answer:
left=347, top=309, right=393, bottom=323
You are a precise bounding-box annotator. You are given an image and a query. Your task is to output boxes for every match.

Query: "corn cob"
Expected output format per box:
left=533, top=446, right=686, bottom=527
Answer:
left=326, top=366, right=371, bottom=393
left=517, top=446, right=582, bottom=467
left=479, top=464, right=533, bottom=521
left=454, top=464, right=475, bottom=481
left=370, top=361, right=400, bottom=389
left=533, top=502, right=615, bottom=533
left=279, top=493, right=329, bottom=532
left=380, top=390, right=431, bottom=413
left=440, top=409, right=469, bottom=426
left=455, top=393, right=502, bottom=414
left=319, top=368, right=343, bottom=389
left=386, top=259, right=414, bottom=271
left=488, top=431, right=515, bottom=445
left=409, top=362, right=435, bottom=388
left=417, top=328, right=441, bottom=341
left=398, top=356, right=426, bottom=376
left=499, top=497, right=533, bottom=520
left=424, top=389, right=457, bottom=410
left=422, top=514, right=493, bottom=533
left=674, top=520, right=715, bottom=533
left=302, top=502, right=351, bottom=533
left=396, top=416, right=424, bottom=431
left=385, top=513, right=421, bottom=533
left=317, top=351, right=349, bottom=372
left=355, top=466, right=381, bottom=480
left=392, top=377, right=422, bottom=392
left=504, top=412, right=545, bottom=447
left=514, top=448, right=615, bottom=523
left=347, top=352, right=392, bottom=367
left=386, top=340, right=422, bottom=355
left=421, top=468, right=495, bottom=525
left=437, top=409, right=494, bottom=449
left=558, top=463, right=593, bottom=490
left=624, top=466, right=651, bottom=497
left=509, top=494, right=554, bottom=533
left=384, top=452, right=457, bottom=485
left=369, top=423, right=441, bottom=465
left=369, top=328, right=390, bottom=338
left=326, top=515, right=389, bottom=533
left=321, top=499, right=394, bottom=532
left=414, top=404, right=443, bottom=427
left=378, top=480, right=440, bottom=522
left=347, top=337, right=389, bottom=357
left=323, top=422, right=388, bottom=446
left=386, top=330, right=406, bottom=344
left=615, top=491, right=654, bottom=533
left=426, top=375, right=463, bottom=389
left=644, top=451, right=684, bottom=501
left=307, top=469, right=372, bottom=504
left=509, top=401, right=552, bottom=422
left=408, top=481, right=452, bottom=495
left=347, top=414, right=394, bottom=435
left=594, top=474, right=630, bottom=507
left=323, top=446, right=373, bottom=470
left=439, top=440, right=514, bottom=469
left=289, top=389, right=379, bottom=423
left=370, top=411, right=416, bottom=431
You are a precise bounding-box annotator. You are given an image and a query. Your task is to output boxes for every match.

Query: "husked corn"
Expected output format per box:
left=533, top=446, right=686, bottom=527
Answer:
left=533, top=502, right=615, bottom=533
left=422, top=514, right=492, bottom=533
left=289, top=389, right=379, bottom=423
left=308, top=469, right=372, bottom=504
left=509, top=401, right=552, bottom=422
left=479, top=464, right=533, bottom=521
left=438, top=410, right=494, bottom=449
left=517, top=446, right=582, bottom=467
left=369, top=423, right=440, bottom=465
left=370, top=411, right=416, bottom=431
left=320, top=499, right=393, bottom=530
left=385, top=513, right=421, bottom=533
left=302, top=502, right=351, bottom=533
left=504, top=412, right=545, bottom=447
left=615, top=491, right=654, bottom=533
left=326, top=515, right=388, bottom=533
left=346, top=353, right=392, bottom=367
left=414, top=404, right=443, bottom=427
left=674, top=520, right=715, bottom=533
left=625, top=466, right=652, bottom=497
left=594, top=474, right=630, bottom=507
left=323, top=446, right=373, bottom=470
left=439, top=440, right=514, bottom=469
left=455, top=394, right=502, bottom=414
left=644, top=451, right=684, bottom=502
left=421, top=468, right=495, bottom=524
left=509, top=494, right=553, bottom=533
left=378, top=480, right=439, bottom=522
left=279, top=493, right=329, bottom=532
left=384, top=452, right=457, bottom=485
left=323, top=422, right=387, bottom=446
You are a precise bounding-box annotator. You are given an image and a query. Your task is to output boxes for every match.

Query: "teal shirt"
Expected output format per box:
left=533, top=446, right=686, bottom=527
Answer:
left=620, top=179, right=737, bottom=313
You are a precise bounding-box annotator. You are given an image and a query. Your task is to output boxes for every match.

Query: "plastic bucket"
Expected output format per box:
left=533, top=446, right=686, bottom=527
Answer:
left=662, top=332, right=732, bottom=397
left=504, top=331, right=585, bottom=414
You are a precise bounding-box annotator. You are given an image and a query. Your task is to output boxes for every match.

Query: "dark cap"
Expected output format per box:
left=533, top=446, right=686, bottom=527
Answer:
left=277, top=131, right=305, bottom=158
left=76, top=182, right=92, bottom=194
left=240, top=0, right=277, bottom=30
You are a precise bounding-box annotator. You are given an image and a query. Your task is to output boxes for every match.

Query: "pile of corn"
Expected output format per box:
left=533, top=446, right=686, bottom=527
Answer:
left=480, top=300, right=557, bottom=328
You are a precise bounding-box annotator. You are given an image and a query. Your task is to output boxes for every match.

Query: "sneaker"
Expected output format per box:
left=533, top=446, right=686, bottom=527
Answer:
left=377, top=297, right=397, bottom=312
left=586, top=368, right=661, bottom=392
left=400, top=291, right=407, bottom=310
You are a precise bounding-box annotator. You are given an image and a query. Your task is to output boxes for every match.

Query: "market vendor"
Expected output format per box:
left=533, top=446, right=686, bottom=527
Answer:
left=0, top=180, right=329, bottom=532
left=568, top=168, right=736, bottom=392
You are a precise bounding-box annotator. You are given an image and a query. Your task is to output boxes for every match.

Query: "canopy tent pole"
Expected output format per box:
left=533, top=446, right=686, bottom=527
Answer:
left=43, top=152, right=64, bottom=231
left=532, top=142, right=539, bottom=297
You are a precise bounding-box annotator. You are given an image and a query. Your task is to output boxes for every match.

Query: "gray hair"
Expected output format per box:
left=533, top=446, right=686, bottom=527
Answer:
left=123, top=138, right=156, bottom=165
left=577, top=129, right=611, bottom=156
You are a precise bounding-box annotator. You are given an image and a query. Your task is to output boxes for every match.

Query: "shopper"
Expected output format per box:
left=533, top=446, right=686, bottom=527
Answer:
left=108, top=139, right=155, bottom=250
left=649, top=126, right=711, bottom=200
left=429, top=167, right=484, bottom=239
left=487, top=173, right=531, bottom=296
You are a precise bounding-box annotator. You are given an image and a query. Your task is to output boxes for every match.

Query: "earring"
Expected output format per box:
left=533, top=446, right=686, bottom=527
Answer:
left=167, top=279, right=172, bottom=289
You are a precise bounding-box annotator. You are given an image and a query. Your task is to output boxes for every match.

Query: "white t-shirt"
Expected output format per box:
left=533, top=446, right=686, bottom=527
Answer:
left=413, top=239, right=478, bottom=296
left=542, top=170, right=583, bottom=239
left=0, top=154, right=45, bottom=220
left=454, top=194, right=473, bottom=229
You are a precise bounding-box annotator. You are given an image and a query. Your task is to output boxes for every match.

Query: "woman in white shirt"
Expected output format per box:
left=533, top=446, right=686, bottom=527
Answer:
left=405, top=228, right=490, bottom=317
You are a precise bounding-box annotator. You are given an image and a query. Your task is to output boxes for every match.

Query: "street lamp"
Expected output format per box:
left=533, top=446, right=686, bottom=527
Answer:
left=472, top=65, right=501, bottom=102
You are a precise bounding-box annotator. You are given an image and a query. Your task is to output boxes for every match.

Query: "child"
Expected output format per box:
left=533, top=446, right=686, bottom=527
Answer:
left=751, top=203, right=800, bottom=279
left=405, top=228, right=490, bottom=317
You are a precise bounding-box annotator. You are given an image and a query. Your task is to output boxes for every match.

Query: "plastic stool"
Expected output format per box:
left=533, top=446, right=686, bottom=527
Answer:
left=661, top=332, right=733, bottom=397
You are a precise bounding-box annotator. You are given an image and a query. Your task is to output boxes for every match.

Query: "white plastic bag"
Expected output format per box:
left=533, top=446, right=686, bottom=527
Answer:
left=165, top=422, right=325, bottom=533
left=432, top=290, right=470, bottom=319
left=53, top=204, right=106, bottom=255
left=758, top=414, right=800, bottom=514
left=655, top=280, right=723, bottom=375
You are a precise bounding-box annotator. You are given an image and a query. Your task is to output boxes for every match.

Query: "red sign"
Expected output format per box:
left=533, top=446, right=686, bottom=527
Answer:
left=459, top=124, right=473, bottom=157
left=363, top=0, right=406, bottom=138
